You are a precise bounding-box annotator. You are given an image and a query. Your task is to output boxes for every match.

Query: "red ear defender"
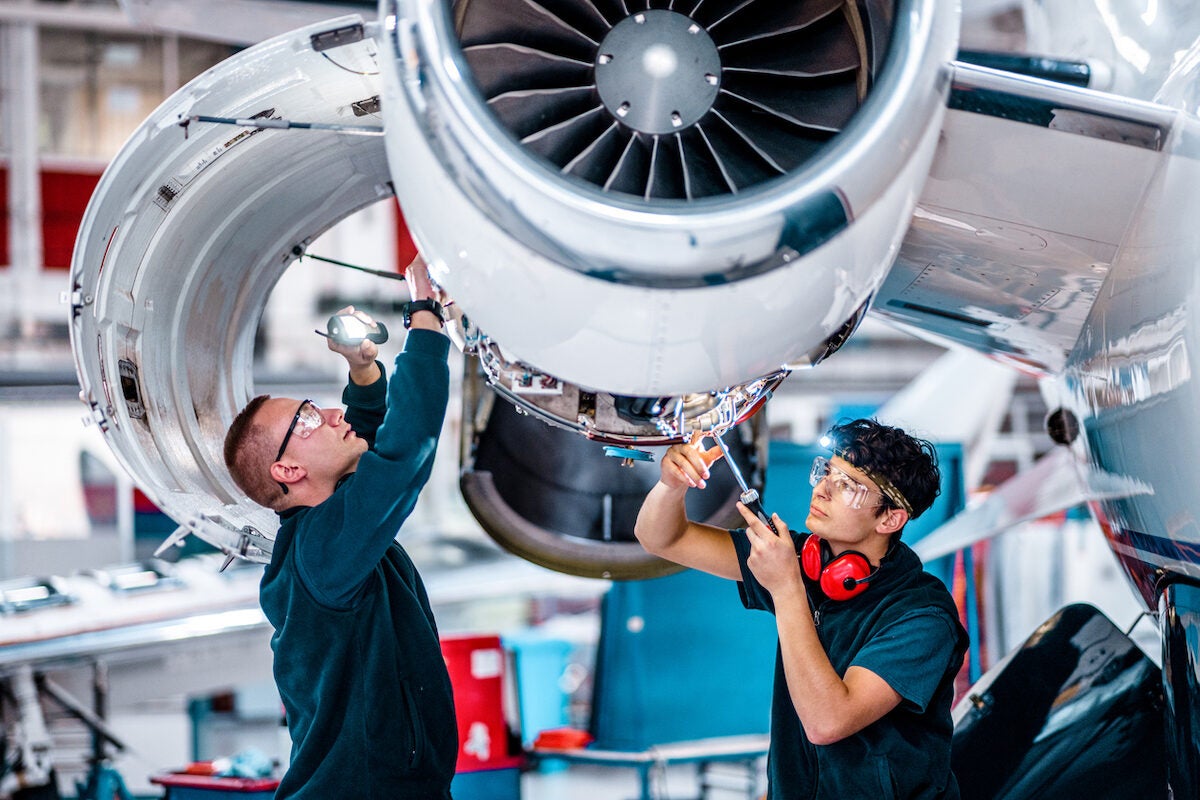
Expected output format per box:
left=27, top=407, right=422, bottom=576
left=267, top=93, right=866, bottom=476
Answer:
left=801, top=534, right=826, bottom=583
left=800, top=534, right=874, bottom=601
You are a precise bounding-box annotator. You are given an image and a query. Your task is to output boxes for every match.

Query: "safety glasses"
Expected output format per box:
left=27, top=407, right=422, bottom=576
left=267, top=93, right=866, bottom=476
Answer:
left=809, top=456, right=883, bottom=510
left=275, top=400, right=324, bottom=495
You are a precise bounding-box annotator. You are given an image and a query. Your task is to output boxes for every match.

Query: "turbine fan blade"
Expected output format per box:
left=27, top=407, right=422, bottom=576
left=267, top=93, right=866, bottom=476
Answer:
left=519, top=0, right=614, bottom=41
left=711, top=102, right=829, bottom=171
left=489, top=86, right=601, bottom=138
left=686, top=125, right=739, bottom=195
left=679, top=127, right=739, bottom=197
left=562, top=122, right=629, bottom=184
left=522, top=106, right=614, bottom=165
left=463, top=43, right=592, bottom=97
left=604, top=134, right=652, bottom=195
left=702, top=110, right=788, bottom=185
left=588, top=0, right=632, bottom=27
left=696, top=0, right=844, bottom=41
left=647, top=135, right=686, bottom=200
left=721, top=75, right=859, bottom=133
left=722, top=13, right=861, bottom=77
left=459, top=0, right=599, bottom=59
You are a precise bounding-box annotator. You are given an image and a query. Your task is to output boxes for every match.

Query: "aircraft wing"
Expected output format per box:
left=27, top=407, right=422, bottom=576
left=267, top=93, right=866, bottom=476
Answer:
left=867, top=59, right=1200, bottom=604
left=911, top=446, right=1153, bottom=562
left=874, top=60, right=1174, bottom=376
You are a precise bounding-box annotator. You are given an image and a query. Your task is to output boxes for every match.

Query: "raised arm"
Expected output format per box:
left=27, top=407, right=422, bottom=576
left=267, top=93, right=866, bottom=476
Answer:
left=325, top=254, right=443, bottom=444
left=294, top=257, right=451, bottom=603
left=634, top=433, right=742, bottom=580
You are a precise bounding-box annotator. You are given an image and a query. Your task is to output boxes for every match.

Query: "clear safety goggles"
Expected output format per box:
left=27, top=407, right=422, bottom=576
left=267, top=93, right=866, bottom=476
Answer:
left=809, top=456, right=883, bottom=510
left=275, top=399, right=324, bottom=463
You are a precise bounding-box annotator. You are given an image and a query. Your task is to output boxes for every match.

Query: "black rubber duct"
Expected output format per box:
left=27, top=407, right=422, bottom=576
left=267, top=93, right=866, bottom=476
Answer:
left=463, top=397, right=761, bottom=579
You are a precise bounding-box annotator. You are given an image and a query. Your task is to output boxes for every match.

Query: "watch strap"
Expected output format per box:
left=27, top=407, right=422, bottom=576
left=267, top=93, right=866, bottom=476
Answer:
left=402, top=299, right=444, bottom=329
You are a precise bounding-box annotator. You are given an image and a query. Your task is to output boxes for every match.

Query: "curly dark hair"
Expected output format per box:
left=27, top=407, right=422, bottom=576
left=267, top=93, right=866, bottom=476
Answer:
left=825, top=418, right=940, bottom=524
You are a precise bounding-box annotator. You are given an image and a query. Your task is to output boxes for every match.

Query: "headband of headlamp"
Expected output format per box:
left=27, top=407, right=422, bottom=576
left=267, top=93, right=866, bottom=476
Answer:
left=836, top=452, right=914, bottom=516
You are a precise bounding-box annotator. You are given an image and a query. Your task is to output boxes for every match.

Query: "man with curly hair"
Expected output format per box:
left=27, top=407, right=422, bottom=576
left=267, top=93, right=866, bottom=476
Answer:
left=635, top=418, right=968, bottom=799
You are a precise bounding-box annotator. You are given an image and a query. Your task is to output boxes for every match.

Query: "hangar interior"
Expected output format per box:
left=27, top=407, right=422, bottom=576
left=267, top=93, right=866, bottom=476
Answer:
left=0, top=1, right=1164, bottom=799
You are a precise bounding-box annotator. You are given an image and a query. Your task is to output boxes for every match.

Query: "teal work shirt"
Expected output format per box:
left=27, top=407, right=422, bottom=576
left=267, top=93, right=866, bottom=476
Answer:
left=732, top=532, right=968, bottom=800
left=260, top=329, right=456, bottom=799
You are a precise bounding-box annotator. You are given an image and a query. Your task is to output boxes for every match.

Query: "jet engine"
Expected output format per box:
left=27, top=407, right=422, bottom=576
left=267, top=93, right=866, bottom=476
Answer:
left=386, top=0, right=957, bottom=577
left=383, top=0, right=957, bottom=398
left=68, top=0, right=959, bottom=575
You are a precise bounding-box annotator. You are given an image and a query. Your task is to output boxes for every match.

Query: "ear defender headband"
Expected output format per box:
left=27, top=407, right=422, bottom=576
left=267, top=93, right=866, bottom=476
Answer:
left=801, top=534, right=876, bottom=601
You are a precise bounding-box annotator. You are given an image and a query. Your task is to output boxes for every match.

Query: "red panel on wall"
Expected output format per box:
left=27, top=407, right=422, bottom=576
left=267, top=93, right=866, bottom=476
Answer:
left=0, top=164, right=103, bottom=270
left=41, top=167, right=102, bottom=269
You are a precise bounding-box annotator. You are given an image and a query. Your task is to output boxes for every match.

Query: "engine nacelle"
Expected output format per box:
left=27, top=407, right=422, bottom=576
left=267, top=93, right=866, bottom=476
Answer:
left=381, top=0, right=958, bottom=395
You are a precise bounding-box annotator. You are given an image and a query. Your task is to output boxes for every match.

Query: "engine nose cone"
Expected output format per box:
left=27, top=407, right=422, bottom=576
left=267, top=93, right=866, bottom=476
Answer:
left=595, top=10, right=721, bottom=135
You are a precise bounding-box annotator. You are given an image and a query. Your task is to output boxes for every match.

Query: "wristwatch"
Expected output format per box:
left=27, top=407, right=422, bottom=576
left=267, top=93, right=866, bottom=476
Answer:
left=401, top=298, right=444, bottom=329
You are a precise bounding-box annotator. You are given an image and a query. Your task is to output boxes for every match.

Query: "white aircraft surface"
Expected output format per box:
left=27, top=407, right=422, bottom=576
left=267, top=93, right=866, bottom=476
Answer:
left=61, top=0, right=1200, bottom=796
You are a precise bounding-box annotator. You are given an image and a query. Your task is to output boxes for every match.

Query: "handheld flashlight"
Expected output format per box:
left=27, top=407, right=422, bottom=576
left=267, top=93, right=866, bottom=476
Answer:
left=316, top=313, right=389, bottom=346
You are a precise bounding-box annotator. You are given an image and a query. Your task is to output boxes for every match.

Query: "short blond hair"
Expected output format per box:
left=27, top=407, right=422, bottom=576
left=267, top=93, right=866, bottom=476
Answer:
left=224, top=395, right=287, bottom=511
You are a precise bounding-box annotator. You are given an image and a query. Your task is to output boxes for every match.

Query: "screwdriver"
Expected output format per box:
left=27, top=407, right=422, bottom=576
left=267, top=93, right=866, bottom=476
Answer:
left=712, top=431, right=778, bottom=534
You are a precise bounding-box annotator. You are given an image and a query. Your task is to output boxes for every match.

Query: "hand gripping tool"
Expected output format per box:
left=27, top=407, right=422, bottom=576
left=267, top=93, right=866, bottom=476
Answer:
left=712, top=431, right=778, bottom=534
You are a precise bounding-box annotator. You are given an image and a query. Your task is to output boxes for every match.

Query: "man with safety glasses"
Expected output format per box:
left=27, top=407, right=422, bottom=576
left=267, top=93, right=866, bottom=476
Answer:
left=635, top=418, right=968, bottom=799
left=222, top=257, right=456, bottom=799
